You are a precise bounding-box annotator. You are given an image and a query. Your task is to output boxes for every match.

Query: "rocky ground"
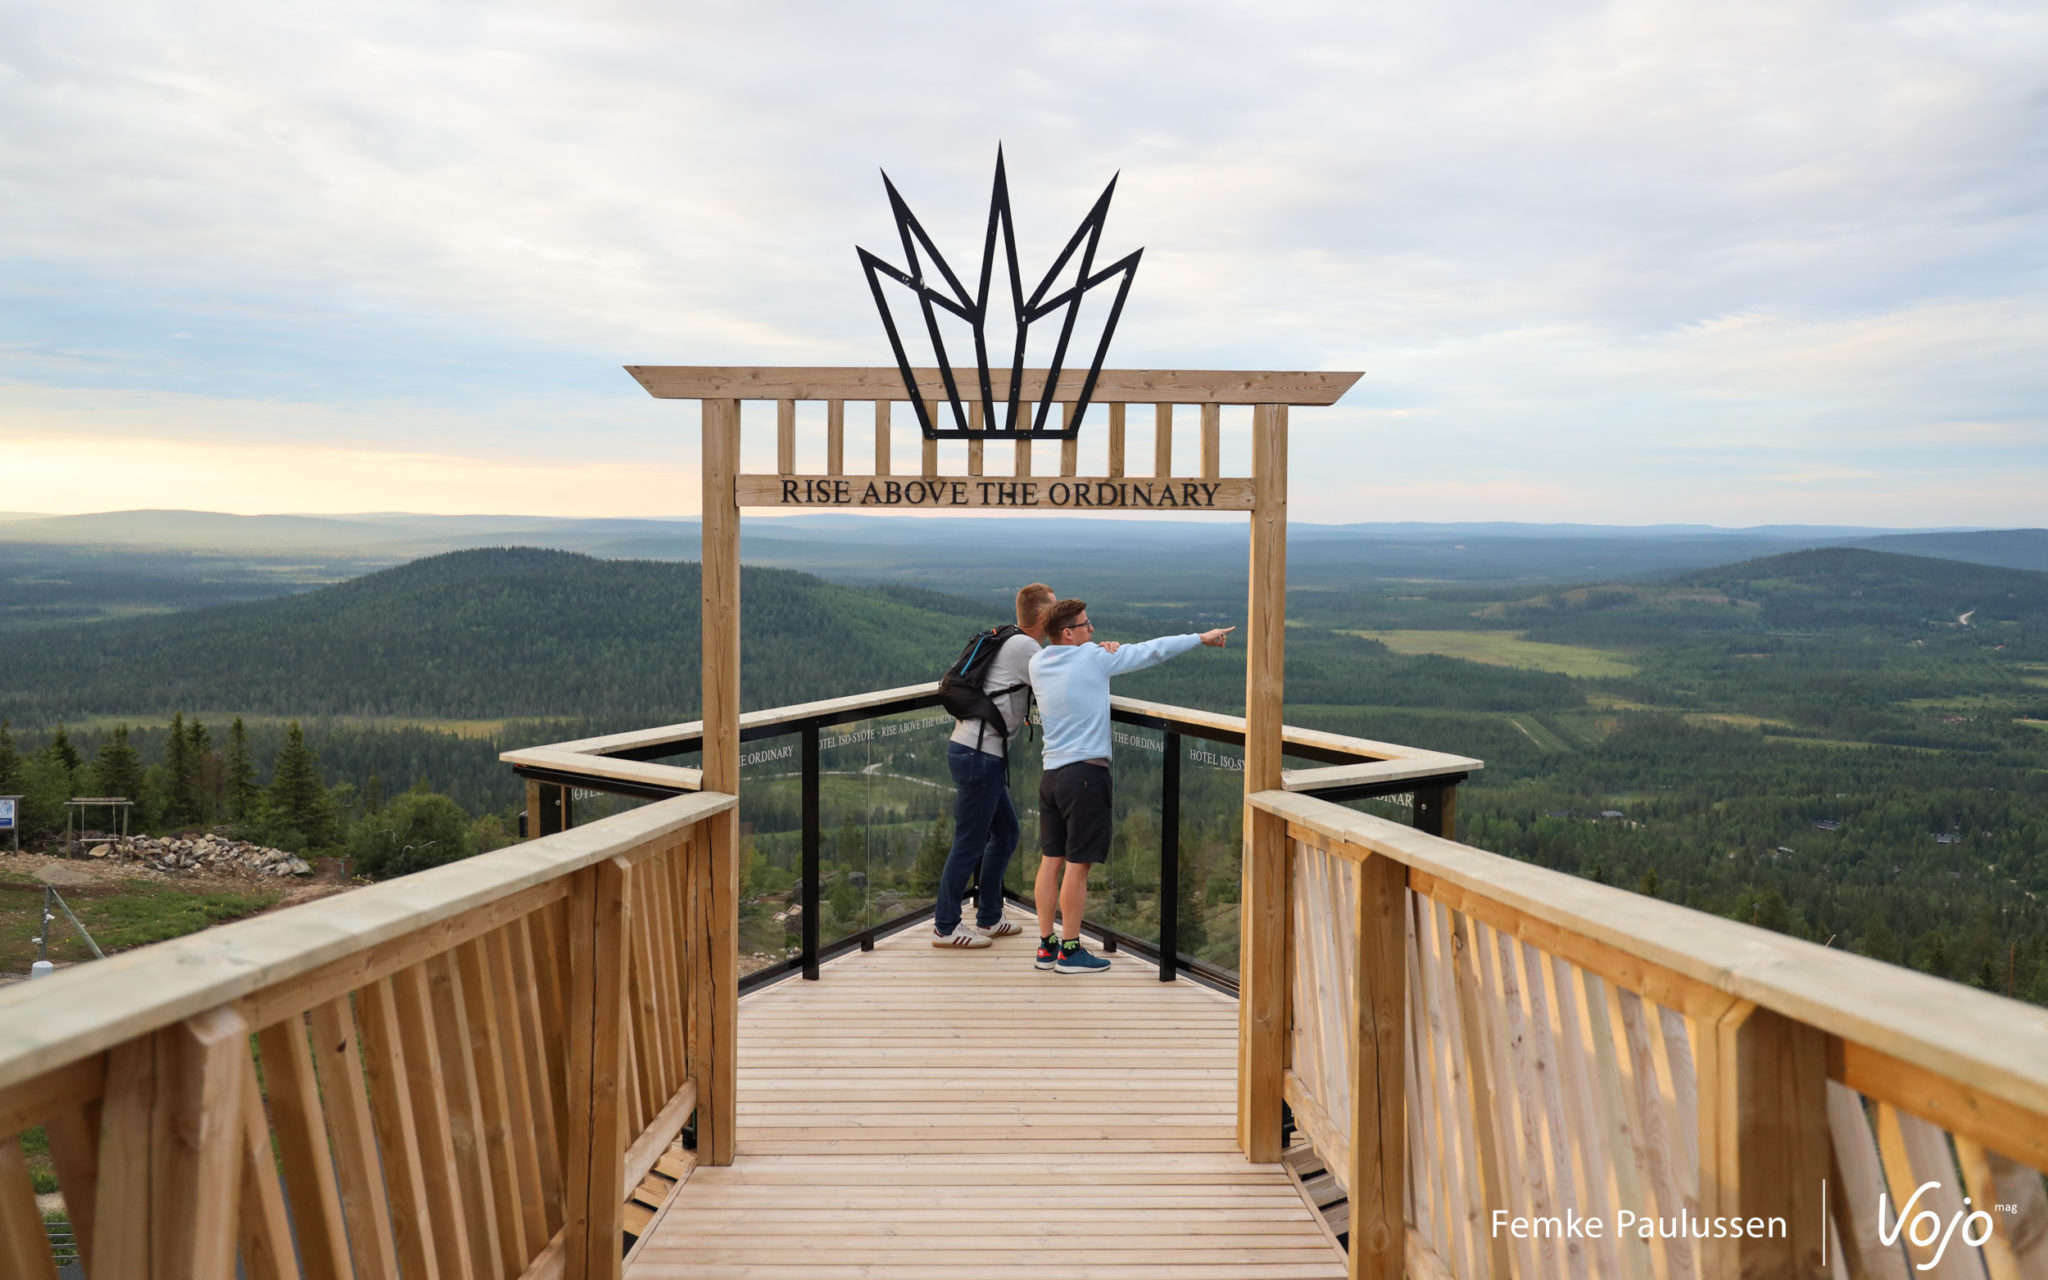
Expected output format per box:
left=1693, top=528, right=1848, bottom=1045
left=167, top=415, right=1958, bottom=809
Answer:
left=78, top=831, right=314, bottom=878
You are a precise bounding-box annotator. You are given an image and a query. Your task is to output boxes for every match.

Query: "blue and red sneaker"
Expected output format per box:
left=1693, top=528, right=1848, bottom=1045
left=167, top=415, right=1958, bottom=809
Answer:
left=1034, top=935, right=1059, bottom=970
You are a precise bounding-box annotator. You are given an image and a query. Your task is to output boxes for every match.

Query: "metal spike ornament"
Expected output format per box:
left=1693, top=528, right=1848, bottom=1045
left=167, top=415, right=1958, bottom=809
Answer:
left=857, top=149, right=1143, bottom=440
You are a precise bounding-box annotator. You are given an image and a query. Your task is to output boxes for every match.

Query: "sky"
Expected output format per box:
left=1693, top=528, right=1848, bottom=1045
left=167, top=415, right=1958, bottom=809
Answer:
left=2, top=1, right=2044, bottom=525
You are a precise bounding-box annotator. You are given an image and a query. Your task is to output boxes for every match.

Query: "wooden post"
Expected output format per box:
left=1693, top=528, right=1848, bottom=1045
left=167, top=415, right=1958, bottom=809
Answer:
left=564, top=858, right=633, bottom=1280
left=874, top=400, right=891, bottom=475
left=1108, top=403, right=1126, bottom=477
left=1239, top=402, right=1287, bottom=1163
left=1154, top=403, right=1173, bottom=476
left=154, top=1005, right=247, bottom=1280
left=698, top=397, right=741, bottom=1168
left=1701, top=1002, right=1831, bottom=1278
left=921, top=400, right=939, bottom=476
left=826, top=399, right=844, bottom=475
left=1350, top=853, right=1407, bottom=1280
left=1201, top=402, right=1221, bottom=478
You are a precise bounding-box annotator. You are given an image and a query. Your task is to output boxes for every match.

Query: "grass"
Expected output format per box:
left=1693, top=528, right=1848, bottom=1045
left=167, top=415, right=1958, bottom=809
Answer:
left=1341, top=629, right=1638, bottom=678
left=2019, top=719, right=2048, bottom=733
left=64, top=712, right=516, bottom=738
left=0, top=870, right=282, bottom=972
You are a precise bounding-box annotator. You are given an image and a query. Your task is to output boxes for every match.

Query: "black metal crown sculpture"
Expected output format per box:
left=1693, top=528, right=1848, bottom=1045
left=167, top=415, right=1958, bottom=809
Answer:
left=857, top=149, right=1142, bottom=440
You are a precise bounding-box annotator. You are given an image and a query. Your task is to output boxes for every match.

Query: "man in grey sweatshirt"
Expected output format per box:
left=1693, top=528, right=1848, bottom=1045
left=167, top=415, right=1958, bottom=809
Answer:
left=1028, top=597, right=1234, bottom=974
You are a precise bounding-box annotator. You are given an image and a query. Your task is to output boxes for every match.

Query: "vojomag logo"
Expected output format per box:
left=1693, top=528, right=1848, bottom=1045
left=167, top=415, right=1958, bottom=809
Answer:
left=1878, top=1182, right=1995, bottom=1271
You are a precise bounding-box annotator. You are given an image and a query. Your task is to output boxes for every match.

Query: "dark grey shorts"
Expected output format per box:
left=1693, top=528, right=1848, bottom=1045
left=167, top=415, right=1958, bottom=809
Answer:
left=1039, top=762, right=1113, bottom=865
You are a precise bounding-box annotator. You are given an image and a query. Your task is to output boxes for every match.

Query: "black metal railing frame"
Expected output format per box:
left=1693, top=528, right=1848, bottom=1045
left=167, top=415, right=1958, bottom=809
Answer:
left=509, top=689, right=1468, bottom=997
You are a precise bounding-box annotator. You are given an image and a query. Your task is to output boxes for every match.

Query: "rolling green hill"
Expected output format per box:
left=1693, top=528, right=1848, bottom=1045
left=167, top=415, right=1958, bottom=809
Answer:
left=0, top=547, right=993, bottom=723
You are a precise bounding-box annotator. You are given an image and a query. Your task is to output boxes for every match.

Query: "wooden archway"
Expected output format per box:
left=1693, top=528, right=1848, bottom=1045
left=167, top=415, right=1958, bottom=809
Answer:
left=632, top=365, right=1360, bottom=1164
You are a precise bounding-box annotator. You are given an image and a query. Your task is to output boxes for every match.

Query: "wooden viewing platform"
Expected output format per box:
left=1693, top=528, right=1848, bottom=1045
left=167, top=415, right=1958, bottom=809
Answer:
left=626, top=905, right=1345, bottom=1279
left=3, top=369, right=2046, bottom=1279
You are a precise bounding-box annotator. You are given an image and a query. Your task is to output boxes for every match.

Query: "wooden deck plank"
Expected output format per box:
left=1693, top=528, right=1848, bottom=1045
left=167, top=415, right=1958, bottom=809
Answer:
left=627, top=907, right=1343, bottom=1278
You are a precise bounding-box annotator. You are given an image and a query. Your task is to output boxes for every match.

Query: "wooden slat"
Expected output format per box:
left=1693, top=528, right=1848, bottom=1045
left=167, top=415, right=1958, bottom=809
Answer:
left=1154, top=403, right=1173, bottom=475
left=921, top=400, right=939, bottom=476
left=0, top=1056, right=104, bottom=1142
left=625, top=1081, right=699, bottom=1200
left=394, top=965, right=476, bottom=1280
left=527, top=909, right=573, bottom=1161
left=1954, top=1137, right=2048, bottom=1280
left=455, top=938, right=534, bottom=1270
left=826, top=399, right=844, bottom=475
left=1014, top=433, right=1032, bottom=477
left=153, top=1005, right=246, bottom=1280
left=873, top=400, right=890, bottom=476
left=1061, top=401, right=1079, bottom=475
left=255, top=1016, right=353, bottom=1280
left=968, top=401, right=984, bottom=476
left=1824, top=1083, right=1909, bottom=1280
left=1108, top=403, right=1126, bottom=476
left=1446, top=907, right=1513, bottom=1279
left=1202, top=403, right=1221, bottom=478
left=775, top=399, right=795, bottom=473
left=40, top=1101, right=99, bottom=1275
left=309, top=995, right=401, bottom=1280
left=237, top=1051, right=297, bottom=1280
left=484, top=927, right=556, bottom=1250
left=627, top=366, right=1365, bottom=406
left=1239, top=401, right=1287, bottom=1163
left=0, top=1132, right=59, bottom=1280
left=1876, top=1103, right=1983, bottom=1279
left=425, top=950, right=509, bottom=1277
left=92, top=1037, right=155, bottom=1277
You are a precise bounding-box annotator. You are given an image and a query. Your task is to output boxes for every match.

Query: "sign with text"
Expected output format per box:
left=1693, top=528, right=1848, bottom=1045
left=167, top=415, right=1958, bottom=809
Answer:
left=736, top=474, right=1255, bottom=511
left=0, top=798, right=15, bottom=830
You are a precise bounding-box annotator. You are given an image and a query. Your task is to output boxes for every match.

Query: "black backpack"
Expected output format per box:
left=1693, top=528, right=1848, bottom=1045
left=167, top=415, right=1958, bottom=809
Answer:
left=940, top=624, right=1030, bottom=751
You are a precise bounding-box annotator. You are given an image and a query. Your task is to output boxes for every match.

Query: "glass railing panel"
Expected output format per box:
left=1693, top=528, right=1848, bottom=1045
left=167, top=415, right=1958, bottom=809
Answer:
left=735, top=733, right=803, bottom=974
left=848, top=707, right=955, bottom=930
left=1097, top=722, right=1167, bottom=951
left=1175, top=734, right=1246, bottom=977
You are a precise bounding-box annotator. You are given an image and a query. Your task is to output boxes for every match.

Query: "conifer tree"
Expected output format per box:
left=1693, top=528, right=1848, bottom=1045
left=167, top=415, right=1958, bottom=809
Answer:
left=224, top=718, right=257, bottom=820
left=0, top=720, right=19, bottom=795
left=363, top=773, right=385, bottom=814
left=162, top=712, right=193, bottom=826
left=267, top=721, right=334, bottom=846
left=47, top=724, right=81, bottom=775
left=91, top=726, right=144, bottom=804
left=186, top=718, right=216, bottom=823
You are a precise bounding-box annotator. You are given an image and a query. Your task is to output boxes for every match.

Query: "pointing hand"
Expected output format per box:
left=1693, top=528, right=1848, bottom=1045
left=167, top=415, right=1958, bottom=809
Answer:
left=1200, top=626, right=1236, bottom=648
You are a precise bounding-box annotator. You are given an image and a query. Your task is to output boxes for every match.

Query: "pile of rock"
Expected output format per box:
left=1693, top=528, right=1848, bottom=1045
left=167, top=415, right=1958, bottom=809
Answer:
left=86, top=834, right=313, bottom=878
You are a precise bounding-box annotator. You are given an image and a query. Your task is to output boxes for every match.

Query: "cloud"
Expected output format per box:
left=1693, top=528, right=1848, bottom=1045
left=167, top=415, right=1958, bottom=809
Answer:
left=1, top=0, right=2044, bottom=524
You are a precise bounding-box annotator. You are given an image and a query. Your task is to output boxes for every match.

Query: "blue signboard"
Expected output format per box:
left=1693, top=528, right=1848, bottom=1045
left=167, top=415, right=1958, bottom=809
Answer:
left=0, top=798, right=14, bottom=830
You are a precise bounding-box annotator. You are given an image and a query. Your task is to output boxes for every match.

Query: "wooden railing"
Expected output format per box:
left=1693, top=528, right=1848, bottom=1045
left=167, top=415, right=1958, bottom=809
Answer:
left=1251, top=789, right=2048, bottom=1280
left=0, top=789, right=735, bottom=1280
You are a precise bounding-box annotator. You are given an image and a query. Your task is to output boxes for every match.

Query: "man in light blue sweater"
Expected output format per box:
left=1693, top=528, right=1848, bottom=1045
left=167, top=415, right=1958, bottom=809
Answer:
left=1027, top=597, right=1235, bottom=974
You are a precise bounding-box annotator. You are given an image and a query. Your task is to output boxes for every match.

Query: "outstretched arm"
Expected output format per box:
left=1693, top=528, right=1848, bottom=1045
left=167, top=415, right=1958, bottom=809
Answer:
left=1100, top=630, right=1225, bottom=677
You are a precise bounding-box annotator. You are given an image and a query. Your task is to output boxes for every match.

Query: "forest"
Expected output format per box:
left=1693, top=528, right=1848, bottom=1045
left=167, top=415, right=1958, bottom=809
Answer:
left=2, top=540, right=2043, bottom=1000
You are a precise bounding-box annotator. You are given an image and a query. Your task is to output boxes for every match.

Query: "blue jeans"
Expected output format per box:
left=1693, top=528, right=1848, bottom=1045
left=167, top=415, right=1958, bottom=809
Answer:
left=936, top=742, right=1018, bottom=934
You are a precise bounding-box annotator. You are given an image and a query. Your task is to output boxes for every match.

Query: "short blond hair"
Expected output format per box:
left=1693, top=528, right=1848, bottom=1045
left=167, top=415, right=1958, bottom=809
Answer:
left=1015, top=582, right=1056, bottom=628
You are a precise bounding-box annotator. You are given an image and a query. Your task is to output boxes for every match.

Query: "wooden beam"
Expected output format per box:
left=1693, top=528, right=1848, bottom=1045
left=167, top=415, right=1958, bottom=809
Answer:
left=1107, top=403, right=1125, bottom=476
left=967, top=401, right=984, bottom=476
left=825, top=399, right=844, bottom=476
left=1202, top=403, right=1221, bottom=478
left=698, top=397, right=741, bottom=1171
left=873, top=400, right=890, bottom=476
left=628, top=366, right=1365, bottom=406
left=920, top=400, right=938, bottom=476
left=736, top=475, right=1255, bottom=511
left=775, top=399, right=794, bottom=474
left=1060, top=402, right=1078, bottom=476
left=1238, top=402, right=1288, bottom=1163
left=1700, top=1002, right=1830, bottom=1278
left=1154, top=403, right=1173, bottom=476
left=1349, top=852, right=1406, bottom=1280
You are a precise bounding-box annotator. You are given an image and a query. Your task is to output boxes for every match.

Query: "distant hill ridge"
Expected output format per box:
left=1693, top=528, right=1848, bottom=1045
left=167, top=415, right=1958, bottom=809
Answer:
left=0, top=547, right=989, bottom=723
